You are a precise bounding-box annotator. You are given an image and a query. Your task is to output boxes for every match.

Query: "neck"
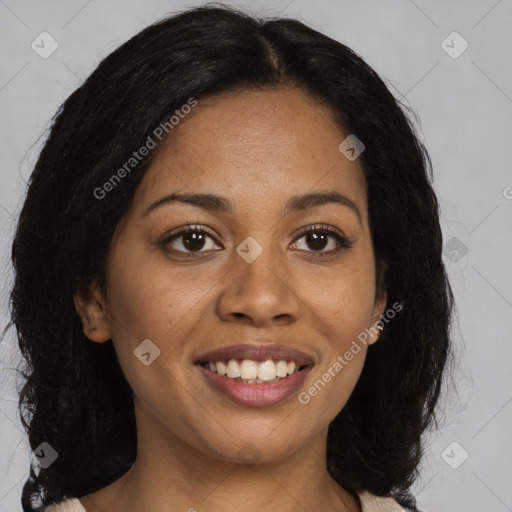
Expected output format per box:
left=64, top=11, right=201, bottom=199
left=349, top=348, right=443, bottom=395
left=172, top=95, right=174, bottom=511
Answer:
left=80, top=401, right=360, bottom=512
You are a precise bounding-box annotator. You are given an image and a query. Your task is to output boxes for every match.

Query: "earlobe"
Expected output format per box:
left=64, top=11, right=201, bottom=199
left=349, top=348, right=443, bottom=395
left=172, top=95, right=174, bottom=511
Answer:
left=73, top=280, right=111, bottom=343
left=368, top=289, right=388, bottom=346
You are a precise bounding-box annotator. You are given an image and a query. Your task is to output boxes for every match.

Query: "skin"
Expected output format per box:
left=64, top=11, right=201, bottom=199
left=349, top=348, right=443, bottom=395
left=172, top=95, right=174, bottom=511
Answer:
left=74, top=87, right=387, bottom=512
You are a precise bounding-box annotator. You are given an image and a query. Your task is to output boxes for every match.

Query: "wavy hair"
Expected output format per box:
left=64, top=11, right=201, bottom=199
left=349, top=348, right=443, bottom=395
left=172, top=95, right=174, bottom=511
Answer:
left=7, top=4, right=454, bottom=511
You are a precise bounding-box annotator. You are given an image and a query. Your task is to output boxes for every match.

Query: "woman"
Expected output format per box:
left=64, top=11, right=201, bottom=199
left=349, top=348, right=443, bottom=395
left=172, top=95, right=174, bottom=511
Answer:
left=10, top=5, right=453, bottom=512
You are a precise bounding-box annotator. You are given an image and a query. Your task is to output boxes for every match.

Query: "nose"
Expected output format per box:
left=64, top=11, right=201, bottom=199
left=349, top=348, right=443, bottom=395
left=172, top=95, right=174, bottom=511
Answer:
left=215, top=244, right=301, bottom=327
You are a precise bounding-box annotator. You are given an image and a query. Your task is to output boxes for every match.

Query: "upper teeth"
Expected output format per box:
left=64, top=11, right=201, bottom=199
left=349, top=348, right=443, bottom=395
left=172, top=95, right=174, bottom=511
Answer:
left=206, top=359, right=298, bottom=381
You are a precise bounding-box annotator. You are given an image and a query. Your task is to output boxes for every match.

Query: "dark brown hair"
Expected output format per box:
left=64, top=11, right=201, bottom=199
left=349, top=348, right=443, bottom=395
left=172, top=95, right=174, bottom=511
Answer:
left=8, top=4, right=453, bottom=511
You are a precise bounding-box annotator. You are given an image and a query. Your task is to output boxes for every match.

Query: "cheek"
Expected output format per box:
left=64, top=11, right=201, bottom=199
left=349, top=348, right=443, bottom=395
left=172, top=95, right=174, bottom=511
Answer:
left=103, top=245, right=228, bottom=398
left=302, top=260, right=377, bottom=340
left=105, top=246, right=216, bottom=340
left=295, top=351, right=367, bottom=437
left=103, top=251, right=208, bottom=431
left=294, top=254, right=376, bottom=416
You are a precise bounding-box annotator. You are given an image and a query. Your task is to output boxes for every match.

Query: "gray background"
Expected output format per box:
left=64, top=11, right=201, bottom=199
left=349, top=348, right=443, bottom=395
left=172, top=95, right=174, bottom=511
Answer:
left=1, top=1, right=511, bottom=511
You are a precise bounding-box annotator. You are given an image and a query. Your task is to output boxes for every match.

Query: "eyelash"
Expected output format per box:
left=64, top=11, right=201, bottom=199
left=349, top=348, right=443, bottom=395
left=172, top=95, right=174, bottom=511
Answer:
left=159, top=223, right=353, bottom=258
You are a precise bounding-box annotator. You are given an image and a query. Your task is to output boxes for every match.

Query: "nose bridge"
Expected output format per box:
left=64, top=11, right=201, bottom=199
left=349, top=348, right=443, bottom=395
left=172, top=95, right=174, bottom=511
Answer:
left=235, top=232, right=285, bottom=295
left=237, top=235, right=280, bottom=288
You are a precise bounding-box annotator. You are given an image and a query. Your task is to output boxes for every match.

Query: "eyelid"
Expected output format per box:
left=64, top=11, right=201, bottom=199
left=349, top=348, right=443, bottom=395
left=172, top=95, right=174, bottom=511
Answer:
left=160, top=223, right=222, bottom=250
left=292, top=224, right=354, bottom=254
left=293, top=223, right=346, bottom=240
left=159, top=222, right=354, bottom=258
left=166, top=223, right=219, bottom=240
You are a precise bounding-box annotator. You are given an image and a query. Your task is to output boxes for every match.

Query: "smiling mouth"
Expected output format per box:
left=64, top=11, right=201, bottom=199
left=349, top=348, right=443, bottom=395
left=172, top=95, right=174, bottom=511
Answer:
left=197, top=358, right=310, bottom=384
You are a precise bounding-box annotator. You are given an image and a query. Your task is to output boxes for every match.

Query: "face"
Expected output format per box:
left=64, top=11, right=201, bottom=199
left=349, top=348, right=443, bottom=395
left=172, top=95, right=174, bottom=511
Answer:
left=75, top=87, right=386, bottom=465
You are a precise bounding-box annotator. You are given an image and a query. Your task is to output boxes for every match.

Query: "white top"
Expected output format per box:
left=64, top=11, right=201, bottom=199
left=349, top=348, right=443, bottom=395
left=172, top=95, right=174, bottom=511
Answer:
left=43, top=490, right=407, bottom=511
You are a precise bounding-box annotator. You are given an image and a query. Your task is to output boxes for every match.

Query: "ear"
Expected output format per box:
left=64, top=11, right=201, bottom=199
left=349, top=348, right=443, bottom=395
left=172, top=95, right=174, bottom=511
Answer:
left=73, top=279, right=112, bottom=343
left=367, top=288, right=387, bottom=346
left=368, top=261, right=388, bottom=346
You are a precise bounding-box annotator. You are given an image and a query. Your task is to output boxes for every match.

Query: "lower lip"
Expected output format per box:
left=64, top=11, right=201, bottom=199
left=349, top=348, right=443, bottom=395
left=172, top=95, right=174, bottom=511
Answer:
left=196, top=364, right=312, bottom=407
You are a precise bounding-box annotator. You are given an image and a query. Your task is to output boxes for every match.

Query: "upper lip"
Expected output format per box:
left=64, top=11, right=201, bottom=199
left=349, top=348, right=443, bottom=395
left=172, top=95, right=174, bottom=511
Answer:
left=195, top=343, right=315, bottom=366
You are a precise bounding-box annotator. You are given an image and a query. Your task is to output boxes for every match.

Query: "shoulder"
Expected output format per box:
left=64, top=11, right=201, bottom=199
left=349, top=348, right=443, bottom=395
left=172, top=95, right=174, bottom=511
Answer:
left=358, top=490, right=410, bottom=511
left=43, top=497, right=87, bottom=512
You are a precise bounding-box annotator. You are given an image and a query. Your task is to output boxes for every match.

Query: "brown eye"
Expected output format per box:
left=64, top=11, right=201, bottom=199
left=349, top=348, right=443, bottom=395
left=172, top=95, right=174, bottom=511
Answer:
left=292, top=225, right=353, bottom=256
left=302, top=232, right=330, bottom=251
left=161, top=225, right=222, bottom=254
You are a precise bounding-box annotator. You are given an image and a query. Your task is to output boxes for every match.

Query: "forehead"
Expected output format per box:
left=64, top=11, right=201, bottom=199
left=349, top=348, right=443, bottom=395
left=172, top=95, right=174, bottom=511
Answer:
left=134, top=87, right=367, bottom=217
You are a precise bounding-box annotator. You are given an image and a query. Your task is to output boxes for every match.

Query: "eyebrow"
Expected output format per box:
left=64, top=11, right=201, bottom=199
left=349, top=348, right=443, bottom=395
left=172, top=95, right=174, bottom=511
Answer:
left=143, top=190, right=362, bottom=225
